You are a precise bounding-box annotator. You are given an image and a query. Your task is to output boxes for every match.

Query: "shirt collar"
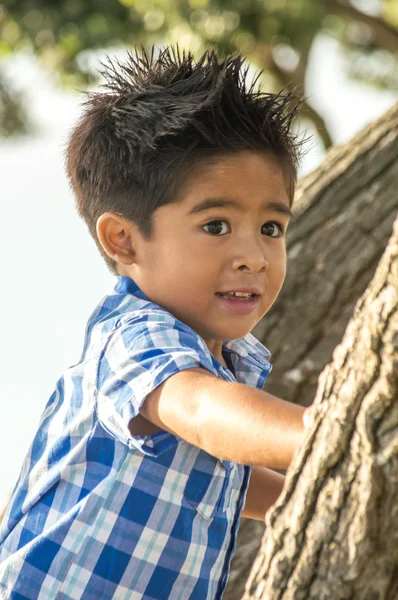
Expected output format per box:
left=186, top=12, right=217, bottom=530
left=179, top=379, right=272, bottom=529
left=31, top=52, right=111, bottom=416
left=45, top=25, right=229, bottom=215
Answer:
left=115, top=275, right=149, bottom=301
left=114, top=276, right=272, bottom=383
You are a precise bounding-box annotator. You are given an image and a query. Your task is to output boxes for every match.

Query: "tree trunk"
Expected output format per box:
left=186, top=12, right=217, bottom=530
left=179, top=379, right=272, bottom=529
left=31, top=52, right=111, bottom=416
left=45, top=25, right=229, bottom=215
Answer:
left=243, top=212, right=398, bottom=599
left=224, top=102, right=398, bottom=600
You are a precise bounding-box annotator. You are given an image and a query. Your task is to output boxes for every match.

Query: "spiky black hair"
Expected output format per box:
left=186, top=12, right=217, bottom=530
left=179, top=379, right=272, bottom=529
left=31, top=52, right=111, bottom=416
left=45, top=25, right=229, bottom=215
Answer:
left=66, top=46, right=303, bottom=273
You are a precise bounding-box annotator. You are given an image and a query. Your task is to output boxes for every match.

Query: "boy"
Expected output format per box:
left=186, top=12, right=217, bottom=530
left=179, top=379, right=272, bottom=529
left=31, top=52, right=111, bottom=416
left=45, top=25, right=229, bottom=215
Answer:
left=0, top=47, right=308, bottom=599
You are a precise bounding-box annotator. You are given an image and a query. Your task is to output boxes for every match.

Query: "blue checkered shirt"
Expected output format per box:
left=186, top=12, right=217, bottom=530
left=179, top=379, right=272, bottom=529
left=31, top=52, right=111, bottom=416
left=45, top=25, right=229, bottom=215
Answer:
left=0, top=276, right=272, bottom=599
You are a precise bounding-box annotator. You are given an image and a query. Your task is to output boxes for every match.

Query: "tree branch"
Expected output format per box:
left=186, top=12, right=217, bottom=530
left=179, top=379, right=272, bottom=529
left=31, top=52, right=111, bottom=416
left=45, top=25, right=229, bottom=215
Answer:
left=252, top=43, right=334, bottom=149
left=323, top=0, right=398, bottom=53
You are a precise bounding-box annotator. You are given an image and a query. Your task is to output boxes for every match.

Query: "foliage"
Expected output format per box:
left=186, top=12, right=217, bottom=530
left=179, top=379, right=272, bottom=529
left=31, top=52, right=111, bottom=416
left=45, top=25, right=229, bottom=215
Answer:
left=1, top=0, right=398, bottom=140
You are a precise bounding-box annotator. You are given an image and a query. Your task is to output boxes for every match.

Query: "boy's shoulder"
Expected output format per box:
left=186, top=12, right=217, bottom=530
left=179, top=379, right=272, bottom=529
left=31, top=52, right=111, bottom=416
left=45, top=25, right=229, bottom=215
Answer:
left=86, top=275, right=208, bottom=355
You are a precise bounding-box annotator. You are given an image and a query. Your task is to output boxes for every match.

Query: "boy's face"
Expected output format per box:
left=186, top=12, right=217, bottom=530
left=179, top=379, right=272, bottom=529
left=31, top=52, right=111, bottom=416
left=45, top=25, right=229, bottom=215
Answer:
left=119, top=151, right=292, bottom=361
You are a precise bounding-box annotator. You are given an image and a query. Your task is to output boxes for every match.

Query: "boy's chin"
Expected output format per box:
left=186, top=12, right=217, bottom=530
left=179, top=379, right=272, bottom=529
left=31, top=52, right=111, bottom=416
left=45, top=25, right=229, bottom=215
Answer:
left=194, top=318, right=258, bottom=343
left=215, top=325, right=256, bottom=342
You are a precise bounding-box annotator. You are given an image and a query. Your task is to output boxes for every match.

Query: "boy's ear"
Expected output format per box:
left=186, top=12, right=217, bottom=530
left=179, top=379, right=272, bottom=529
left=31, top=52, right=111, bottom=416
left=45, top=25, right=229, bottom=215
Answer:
left=96, top=212, right=137, bottom=265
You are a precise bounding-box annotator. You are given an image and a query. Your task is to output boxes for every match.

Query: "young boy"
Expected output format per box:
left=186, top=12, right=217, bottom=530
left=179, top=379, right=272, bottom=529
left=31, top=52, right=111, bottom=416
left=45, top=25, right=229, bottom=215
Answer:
left=0, top=47, right=308, bottom=599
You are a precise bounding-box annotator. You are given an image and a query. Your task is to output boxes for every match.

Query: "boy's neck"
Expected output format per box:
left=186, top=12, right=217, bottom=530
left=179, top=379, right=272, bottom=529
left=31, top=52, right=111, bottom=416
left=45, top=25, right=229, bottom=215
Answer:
left=203, top=339, right=227, bottom=368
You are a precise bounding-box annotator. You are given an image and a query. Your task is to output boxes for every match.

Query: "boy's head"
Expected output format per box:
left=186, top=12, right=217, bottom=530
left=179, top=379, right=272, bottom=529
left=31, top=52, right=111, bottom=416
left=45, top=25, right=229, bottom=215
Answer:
left=66, top=47, right=304, bottom=351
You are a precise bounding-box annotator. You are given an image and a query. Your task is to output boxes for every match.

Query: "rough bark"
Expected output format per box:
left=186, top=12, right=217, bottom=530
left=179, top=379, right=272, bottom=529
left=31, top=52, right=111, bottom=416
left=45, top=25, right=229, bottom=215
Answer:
left=224, top=102, right=398, bottom=600
left=243, top=213, right=398, bottom=600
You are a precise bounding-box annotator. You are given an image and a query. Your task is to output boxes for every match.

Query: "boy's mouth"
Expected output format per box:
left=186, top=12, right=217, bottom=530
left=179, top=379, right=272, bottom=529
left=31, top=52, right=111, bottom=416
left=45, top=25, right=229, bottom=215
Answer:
left=215, top=289, right=261, bottom=315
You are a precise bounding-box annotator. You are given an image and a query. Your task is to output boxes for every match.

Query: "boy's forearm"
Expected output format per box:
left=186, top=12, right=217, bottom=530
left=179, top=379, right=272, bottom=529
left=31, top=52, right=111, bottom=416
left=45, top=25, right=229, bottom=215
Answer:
left=241, top=466, right=285, bottom=521
left=141, top=368, right=306, bottom=470
left=197, top=377, right=305, bottom=469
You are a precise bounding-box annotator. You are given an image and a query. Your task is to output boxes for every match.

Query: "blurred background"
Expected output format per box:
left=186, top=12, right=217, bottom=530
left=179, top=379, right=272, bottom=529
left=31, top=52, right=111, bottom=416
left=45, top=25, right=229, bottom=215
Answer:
left=1, top=0, right=398, bottom=512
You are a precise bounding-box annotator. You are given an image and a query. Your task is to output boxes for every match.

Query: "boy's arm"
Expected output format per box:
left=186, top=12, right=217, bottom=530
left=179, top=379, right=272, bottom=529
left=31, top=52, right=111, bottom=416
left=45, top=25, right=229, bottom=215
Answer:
left=241, top=466, right=285, bottom=521
left=139, top=367, right=306, bottom=470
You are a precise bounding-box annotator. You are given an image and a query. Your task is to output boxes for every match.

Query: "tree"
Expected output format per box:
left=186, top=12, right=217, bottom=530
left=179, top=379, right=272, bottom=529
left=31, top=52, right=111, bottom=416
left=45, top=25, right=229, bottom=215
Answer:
left=243, top=213, right=398, bottom=600
left=224, top=100, right=398, bottom=599
left=2, top=0, right=398, bottom=142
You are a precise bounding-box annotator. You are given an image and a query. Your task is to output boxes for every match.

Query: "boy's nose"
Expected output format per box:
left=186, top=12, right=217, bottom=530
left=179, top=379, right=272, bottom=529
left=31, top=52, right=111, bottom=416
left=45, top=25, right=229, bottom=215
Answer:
left=232, top=241, right=269, bottom=272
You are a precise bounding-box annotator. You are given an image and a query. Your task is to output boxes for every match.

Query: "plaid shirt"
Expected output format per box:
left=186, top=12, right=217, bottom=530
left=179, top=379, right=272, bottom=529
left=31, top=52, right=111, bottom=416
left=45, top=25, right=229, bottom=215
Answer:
left=0, top=276, right=272, bottom=600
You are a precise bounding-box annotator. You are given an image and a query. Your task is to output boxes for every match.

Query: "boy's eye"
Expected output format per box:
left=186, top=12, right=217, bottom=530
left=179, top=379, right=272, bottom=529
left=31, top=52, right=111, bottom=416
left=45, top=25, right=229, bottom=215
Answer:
left=203, top=220, right=230, bottom=236
left=262, top=221, right=284, bottom=237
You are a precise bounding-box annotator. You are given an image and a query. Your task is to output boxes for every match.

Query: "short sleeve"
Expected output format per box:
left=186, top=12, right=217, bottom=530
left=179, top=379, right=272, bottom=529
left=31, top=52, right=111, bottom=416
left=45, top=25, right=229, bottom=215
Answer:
left=95, top=312, right=217, bottom=456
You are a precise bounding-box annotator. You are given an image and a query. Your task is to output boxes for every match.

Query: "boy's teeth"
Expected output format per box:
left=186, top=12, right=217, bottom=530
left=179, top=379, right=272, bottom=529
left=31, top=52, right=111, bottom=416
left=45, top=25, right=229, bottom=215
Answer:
left=224, top=292, right=252, bottom=297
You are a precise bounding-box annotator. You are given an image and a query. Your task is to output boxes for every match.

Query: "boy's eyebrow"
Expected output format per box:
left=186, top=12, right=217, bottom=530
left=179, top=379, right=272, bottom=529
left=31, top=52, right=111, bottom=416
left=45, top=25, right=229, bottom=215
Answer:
left=186, top=198, right=293, bottom=218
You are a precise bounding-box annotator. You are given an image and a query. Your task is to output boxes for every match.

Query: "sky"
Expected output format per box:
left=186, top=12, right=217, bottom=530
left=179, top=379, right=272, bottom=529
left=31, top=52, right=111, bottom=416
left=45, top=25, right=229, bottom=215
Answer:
left=1, top=34, right=397, bottom=510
